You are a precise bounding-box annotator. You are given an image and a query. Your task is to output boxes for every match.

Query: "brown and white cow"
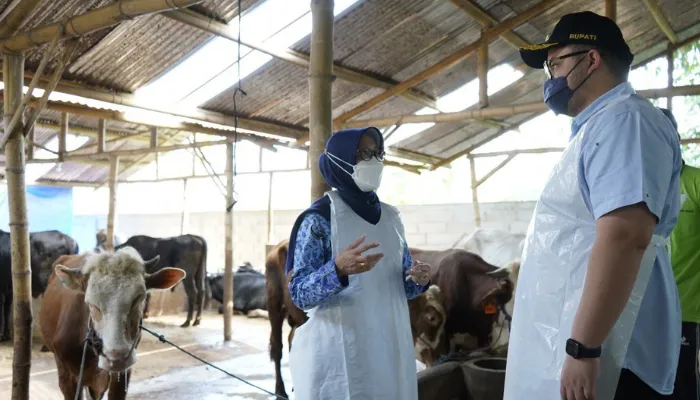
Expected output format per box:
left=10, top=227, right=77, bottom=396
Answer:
left=39, top=247, right=185, bottom=400
left=408, top=285, right=447, bottom=366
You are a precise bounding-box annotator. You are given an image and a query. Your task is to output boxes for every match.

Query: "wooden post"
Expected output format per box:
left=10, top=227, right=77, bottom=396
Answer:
left=58, top=112, right=67, bottom=162
left=97, top=118, right=106, bottom=153
left=309, top=0, right=334, bottom=202
left=180, top=179, right=189, bottom=235
left=606, top=0, right=616, bottom=22
left=106, top=156, right=119, bottom=251
left=151, top=127, right=159, bottom=180
left=667, top=48, right=674, bottom=110
left=4, top=50, right=32, bottom=400
left=477, top=33, right=489, bottom=108
left=26, top=123, right=34, bottom=161
left=469, top=156, right=481, bottom=228
left=267, top=172, right=274, bottom=243
left=223, top=140, right=234, bottom=341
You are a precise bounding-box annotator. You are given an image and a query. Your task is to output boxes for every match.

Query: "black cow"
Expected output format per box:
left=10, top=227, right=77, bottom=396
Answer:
left=0, top=229, right=79, bottom=342
left=207, top=263, right=267, bottom=315
left=115, top=234, right=207, bottom=328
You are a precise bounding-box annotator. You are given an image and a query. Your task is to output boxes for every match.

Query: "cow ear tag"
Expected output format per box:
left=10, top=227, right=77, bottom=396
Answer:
left=484, top=303, right=497, bottom=315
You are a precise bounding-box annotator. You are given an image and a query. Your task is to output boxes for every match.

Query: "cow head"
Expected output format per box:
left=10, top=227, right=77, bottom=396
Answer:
left=54, top=247, right=186, bottom=372
left=31, top=239, right=68, bottom=298
left=408, top=285, right=447, bottom=366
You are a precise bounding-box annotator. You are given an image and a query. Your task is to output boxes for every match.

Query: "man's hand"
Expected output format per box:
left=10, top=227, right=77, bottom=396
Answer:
left=560, top=356, right=599, bottom=400
left=334, top=234, right=384, bottom=276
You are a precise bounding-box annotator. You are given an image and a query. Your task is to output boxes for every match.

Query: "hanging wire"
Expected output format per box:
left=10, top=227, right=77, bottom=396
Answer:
left=227, top=0, right=247, bottom=213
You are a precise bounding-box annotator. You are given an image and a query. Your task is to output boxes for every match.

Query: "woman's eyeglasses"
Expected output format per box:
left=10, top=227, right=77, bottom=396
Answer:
left=357, top=148, right=385, bottom=162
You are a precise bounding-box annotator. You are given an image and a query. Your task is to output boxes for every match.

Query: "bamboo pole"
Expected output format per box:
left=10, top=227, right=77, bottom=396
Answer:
left=309, top=0, right=334, bottom=202
left=22, top=39, right=79, bottom=139
left=606, top=0, right=616, bottom=22
left=0, top=0, right=41, bottom=37
left=63, top=139, right=229, bottom=161
left=667, top=48, right=674, bottom=110
left=341, top=85, right=700, bottom=128
left=4, top=51, right=32, bottom=400
left=0, top=0, right=203, bottom=52
left=106, top=157, right=119, bottom=251
left=267, top=172, right=274, bottom=244
left=469, top=156, right=481, bottom=228
left=58, top=113, right=67, bottom=162
left=151, top=127, right=159, bottom=180
left=333, top=0, right=557, bottom=125
left=97, top=119, right=106, bottom=153
left=477, top=35, right=488, bottom=108
left=448, top=0, right=528, bottom=49
left=180, top=179, right=189, bottom=235
left=2, top=30, right=61, bottom=145
left=223, top=141, right=234, bottom=341
left=26, top=124, right=34, bottom=161
left=475, top=154, right=515, bottom=187
left=640, top=0, right=679, bottom=43
left=472, top=147, right=565, bottom=159
left=164, top=8, right=437, bottom=109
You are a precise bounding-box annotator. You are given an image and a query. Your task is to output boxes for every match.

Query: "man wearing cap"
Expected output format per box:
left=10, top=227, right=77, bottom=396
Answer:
left=661, top=107, right=700, bottom=400
left=503, top=11, right=682, bottom=400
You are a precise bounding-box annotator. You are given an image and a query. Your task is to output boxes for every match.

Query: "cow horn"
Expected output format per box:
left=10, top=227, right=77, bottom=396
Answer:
left=486, top=266, right=509, bottom=276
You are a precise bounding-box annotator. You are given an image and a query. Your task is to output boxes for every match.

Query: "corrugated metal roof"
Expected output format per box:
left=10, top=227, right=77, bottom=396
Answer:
left=0, top=0, right=694, bottom=184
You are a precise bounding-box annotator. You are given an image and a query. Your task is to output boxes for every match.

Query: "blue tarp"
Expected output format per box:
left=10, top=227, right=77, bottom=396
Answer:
left=0, top=185, right=73, bottom=235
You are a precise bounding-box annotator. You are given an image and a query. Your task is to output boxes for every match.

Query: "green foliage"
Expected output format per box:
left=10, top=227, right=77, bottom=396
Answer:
left=674, top=40, right=700, bottom=166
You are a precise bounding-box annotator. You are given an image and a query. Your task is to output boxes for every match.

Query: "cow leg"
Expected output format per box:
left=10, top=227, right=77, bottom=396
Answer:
left=143, top=292, right=152, bottom=319
left=193, top=269, right=205, bottom=327
left=0, top=293, right=6, bottom=342
left=1, top=294, right=11, bottom=342
left=180, top=279, right=196, bottom=328
left=56, top=359, right=82, bottom=400
left=269, top=308, right=287, bottom=397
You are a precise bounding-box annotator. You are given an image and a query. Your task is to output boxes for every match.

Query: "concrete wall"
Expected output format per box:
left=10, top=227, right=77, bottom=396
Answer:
left=74, top=201, right=536, bottom=273
left=71, top=201, right=536, bottom=317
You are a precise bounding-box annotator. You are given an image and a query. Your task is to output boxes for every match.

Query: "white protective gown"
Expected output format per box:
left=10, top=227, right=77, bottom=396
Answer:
left=503, top=91, right=669, bottom=400
left=289, top=190, right=418, bottom=400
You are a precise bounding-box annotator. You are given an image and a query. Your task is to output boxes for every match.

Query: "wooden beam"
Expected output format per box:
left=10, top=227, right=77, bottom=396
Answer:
left=97, top=119, right=106, bottom=153
left=477, top=35, right=488, bottom=108
left=0, top=0, right=203, bottom=52
left=475, top=154, right=515, bottom=187
left=471, top=147, right=565, bottom=158
left=332, top=0, right=557, bottom=125
left=267, top=172, right=274, bottom=244
left=150, top=127, right=159, bottom=148
left=164, top=8, right=437, bottom=109
left=309, top=0, right=334, bottom=202
left=4, top=50, right=32, bottom=400
left=223, top=141, right=234, bottom=341
left=26, top=124, right=34, bottom=161
left=342, top=84, right=700, bottom=128
left=58, top=112, right=67, bottom=162
left=63, top=138, right=228, bottom=162
left=106, top=156, right=119, bottom=251
left=22, top=39, right=79, bottom=138
left=448, top=0, right=529, bottom=48
left=606, top=0, right=617, bottom=22
left=0, top=0, right=41, bottom=37
left=469, top=156, right=481, bottom=228
left=667, top=47, right=674, bottom=109
left=640, top=0, right=679, bottom=43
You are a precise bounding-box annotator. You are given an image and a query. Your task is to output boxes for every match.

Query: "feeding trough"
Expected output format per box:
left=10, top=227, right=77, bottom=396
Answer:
left=462, top=357, right=507, bottom=400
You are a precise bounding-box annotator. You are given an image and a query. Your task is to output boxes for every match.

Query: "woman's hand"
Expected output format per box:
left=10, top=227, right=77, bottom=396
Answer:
left=335, top=234, right=384, bottom=277
left=406, top=260, right=432, bottom=285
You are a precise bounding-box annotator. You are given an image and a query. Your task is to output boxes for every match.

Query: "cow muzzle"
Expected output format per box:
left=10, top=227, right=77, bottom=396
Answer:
left=99, top=347, right=137, bottom=372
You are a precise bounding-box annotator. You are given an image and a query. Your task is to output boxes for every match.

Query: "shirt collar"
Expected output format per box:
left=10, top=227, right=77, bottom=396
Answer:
left=570, top=82, right=635, bottom=140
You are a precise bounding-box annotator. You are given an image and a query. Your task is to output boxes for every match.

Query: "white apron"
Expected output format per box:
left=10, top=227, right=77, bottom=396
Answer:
left=503, top=92, right=668, bottom=400
left=288, top=190, right=418, bottom=400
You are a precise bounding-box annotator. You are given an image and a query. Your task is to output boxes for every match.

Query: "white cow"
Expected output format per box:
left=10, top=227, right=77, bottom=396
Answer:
left=453, top=228, right=525, bottom=355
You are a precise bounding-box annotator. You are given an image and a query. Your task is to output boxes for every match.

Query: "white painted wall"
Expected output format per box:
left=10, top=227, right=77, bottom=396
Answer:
left=73, top=201, right=536, bottom=273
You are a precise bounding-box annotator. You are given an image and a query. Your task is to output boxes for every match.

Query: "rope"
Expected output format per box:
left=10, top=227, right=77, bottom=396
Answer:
left=227, top=0, right=247, bottom=213
left=140, top=324, right=287, bottom=399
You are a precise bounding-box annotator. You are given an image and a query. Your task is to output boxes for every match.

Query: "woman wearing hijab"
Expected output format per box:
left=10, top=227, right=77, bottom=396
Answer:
left=286, top=127, right=432, bottom=400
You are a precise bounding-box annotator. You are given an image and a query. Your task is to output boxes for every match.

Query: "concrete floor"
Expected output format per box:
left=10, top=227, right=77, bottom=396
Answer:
left=0, top=312, right=294, bottom=399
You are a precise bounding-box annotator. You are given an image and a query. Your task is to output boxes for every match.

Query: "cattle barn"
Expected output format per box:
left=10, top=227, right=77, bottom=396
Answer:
left=0, top=0, right=698, bottom=399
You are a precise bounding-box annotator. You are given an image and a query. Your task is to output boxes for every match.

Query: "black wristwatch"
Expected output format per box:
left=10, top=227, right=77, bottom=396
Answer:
left=566, top=338, right=601, bottom=359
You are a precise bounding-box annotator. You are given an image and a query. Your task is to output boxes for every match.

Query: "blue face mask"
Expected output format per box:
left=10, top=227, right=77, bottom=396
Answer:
left=543, top=55, right=591, bottom=115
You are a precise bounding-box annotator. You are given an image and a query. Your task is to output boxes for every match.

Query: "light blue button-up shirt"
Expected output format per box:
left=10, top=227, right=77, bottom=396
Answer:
left=573, top=82, right=682, bottom=394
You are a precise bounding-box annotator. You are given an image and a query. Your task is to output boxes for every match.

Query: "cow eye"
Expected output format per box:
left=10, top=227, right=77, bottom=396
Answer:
left=88, top=304, right=102, bottom=322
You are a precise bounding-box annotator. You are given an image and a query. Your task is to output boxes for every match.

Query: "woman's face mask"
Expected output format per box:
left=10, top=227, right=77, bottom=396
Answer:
left=326, top=152, right=384, bottom=192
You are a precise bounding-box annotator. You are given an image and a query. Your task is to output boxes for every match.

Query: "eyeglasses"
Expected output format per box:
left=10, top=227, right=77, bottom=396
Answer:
left=543, top=50, right=590, bottom=79
left=356, top=148, right=385, bottom=162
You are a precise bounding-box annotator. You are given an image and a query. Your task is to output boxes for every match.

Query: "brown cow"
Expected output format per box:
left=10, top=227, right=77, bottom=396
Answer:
left=410, top=247, right=514, bottom=356
left=40, top=247, right=185, bottom=399
left=265, top=240, right=513, bottom=397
